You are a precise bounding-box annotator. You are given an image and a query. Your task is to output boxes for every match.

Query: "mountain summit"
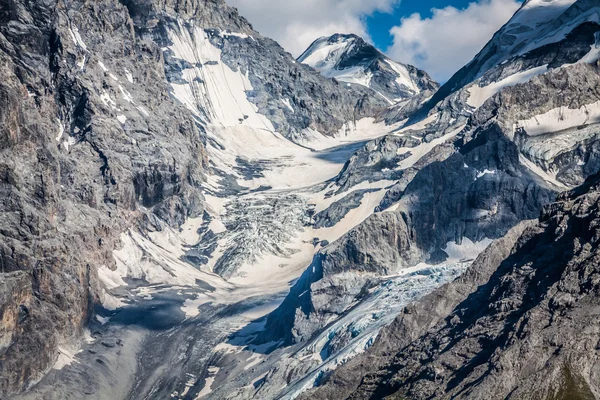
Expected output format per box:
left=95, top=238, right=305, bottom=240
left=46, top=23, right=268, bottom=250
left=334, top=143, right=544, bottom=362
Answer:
left=298, top=34, right=438, bottom=104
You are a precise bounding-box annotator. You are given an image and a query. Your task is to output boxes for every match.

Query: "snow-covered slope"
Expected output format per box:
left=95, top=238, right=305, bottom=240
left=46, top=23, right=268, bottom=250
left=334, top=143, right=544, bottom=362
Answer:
left=299, top=34, right=438, bottom=104
left=423, top=0, right=600, bottom=114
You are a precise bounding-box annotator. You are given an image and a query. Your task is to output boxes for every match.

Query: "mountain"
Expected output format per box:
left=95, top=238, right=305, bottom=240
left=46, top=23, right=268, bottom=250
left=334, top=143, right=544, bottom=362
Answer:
left=285, top=0, right=600, bottom=397
left=193, top=0, right=600, bottom=398
left=4, top=0, right=600, bottom=398
left=298, top=33, right=439, bottom=104
left=0, top=0, right=391, bottom=396
left=421, top=0, right=599, bottom=116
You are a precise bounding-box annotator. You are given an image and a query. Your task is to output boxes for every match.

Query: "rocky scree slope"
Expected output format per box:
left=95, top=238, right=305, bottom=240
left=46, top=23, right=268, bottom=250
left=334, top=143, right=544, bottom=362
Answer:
left=299, top=33, right=439, bottom=105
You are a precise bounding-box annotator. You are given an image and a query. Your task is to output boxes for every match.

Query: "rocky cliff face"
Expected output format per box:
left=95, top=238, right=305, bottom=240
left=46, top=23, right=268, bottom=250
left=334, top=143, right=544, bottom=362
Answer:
left=0, top=0, right=389, bottom=395
left=299, top=33, right=439, bottom=105
left=0, top=0, right=210, bottom=393
left=305, top=171, right=600, bottom=400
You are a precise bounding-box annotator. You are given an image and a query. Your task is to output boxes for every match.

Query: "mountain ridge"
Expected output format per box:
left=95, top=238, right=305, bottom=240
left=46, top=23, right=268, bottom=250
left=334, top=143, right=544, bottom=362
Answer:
left=298, top=33, right=439, bottom=104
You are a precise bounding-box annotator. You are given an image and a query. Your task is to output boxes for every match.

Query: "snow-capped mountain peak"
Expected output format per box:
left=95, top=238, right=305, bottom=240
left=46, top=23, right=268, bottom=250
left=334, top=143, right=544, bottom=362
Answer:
left=298, top=34, right=438, bottom=104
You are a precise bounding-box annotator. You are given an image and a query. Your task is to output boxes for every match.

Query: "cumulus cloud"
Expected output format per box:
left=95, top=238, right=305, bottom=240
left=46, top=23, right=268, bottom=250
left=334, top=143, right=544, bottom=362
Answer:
left=228, top=0, right=398, bottom=56
left=387, top=0, right=521, bottom=82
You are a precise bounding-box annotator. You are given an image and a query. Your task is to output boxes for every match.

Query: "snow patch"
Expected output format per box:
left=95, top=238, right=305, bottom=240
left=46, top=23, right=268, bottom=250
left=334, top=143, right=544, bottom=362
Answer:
left=467, top=65, right=548, bottom=108
left=53, top=346, right=82, bottom=370
left=136, top=105, right=150, bottom=117
left=519, top=154, right=569, bottom=190
left=100, top=91, right=117, bottom=109
left=55, top=119, right=64, bottom=142
left=396, top=124, right=465, bottom=170
left=124, top=69, right=134, bottom=83
left=476, top=169, right=496, bottom=179
left=166, top=21, right=273, bottom=129
left=195, top=366, right=220, bottom=399
left=281, top=98, right=294, bottom=113
left=63, top=136, right=77, bottom=152
left=514, top=100, right=600, bottom=137
left=218, top=30, right=251, bottom=40
left=100, top=289, right=126, bottom=311
left=68, top=26, right=88, bottom=51
left=181, top=295, right=210, bottom=318
left=119, top=85, right=134, bottom=103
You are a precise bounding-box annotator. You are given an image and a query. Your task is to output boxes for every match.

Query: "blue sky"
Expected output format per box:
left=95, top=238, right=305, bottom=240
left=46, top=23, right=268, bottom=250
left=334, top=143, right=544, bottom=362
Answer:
left=366, top=0, right=478, bottom=50
left=230, top=0, right=522, bottom=81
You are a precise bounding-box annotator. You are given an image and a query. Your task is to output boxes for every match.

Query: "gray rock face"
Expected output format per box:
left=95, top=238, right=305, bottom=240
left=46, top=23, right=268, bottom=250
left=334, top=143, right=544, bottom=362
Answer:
left=0, top=0, right=211, bottom=393
left=298, top=34, right=439, bottom=104
left=306, top=172, right=600, bottom=400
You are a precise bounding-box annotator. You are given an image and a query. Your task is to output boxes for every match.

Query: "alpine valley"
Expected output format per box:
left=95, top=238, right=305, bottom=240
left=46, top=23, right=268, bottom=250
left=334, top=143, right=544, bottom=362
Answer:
left=1, top=0, right=600, bottom=399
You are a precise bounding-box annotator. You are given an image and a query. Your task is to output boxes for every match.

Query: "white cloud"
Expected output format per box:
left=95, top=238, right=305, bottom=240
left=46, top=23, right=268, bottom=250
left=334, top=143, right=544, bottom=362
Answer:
left=228, top=0, right=399, bottom=56
left=387, top=0, right=521, bottom=82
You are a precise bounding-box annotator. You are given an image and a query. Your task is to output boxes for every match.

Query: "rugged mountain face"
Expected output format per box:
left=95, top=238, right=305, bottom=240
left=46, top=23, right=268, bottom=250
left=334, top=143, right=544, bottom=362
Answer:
left=0, top=0, right=390, bottom=396
left=208, top=0, right=600, bottom=398
left=0, top=0, right=210, bottom=393
left=299, top=34, right=439, bottom=104
left=421, top=0, right=599, bottom=118
left=4, top=0, right=600, bottom=399
left=305, top=170, right=600, bottom=400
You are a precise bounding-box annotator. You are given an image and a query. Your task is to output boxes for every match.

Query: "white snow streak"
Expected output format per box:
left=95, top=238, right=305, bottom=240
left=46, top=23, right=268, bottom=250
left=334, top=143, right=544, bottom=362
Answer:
left=55, top=119, right=64, bottom=142
left=467, top=65, right=548, bottom=108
